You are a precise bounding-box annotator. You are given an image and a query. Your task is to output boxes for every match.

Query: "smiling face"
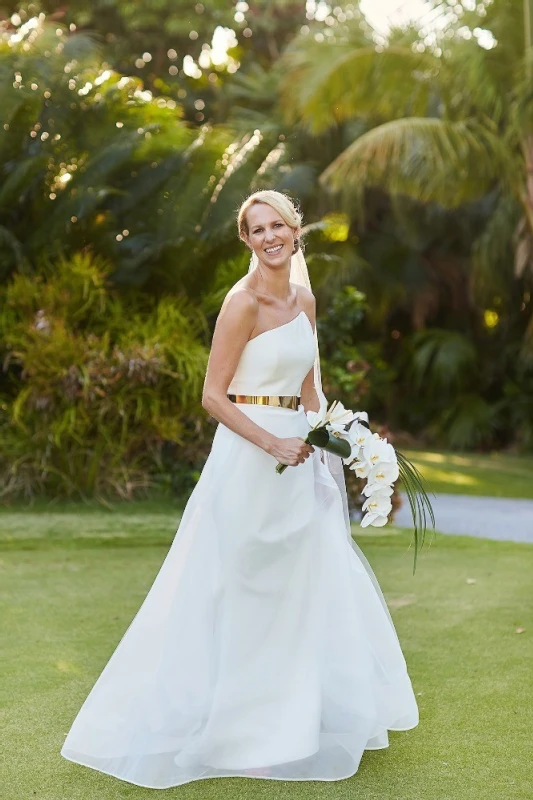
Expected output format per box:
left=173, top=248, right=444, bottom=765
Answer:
left=241, top=202, right=299, bottom=269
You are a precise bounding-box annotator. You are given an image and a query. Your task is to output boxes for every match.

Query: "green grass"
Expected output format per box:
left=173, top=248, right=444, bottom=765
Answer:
left=2, top=505, right=532, bottom=800
left=403, top=449, right=533, bottom=499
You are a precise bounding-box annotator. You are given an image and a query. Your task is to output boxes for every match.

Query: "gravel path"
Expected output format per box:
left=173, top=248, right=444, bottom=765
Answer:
left=394, top=493, right=533, bottom=543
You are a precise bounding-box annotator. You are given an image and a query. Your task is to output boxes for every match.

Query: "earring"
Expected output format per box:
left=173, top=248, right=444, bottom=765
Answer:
left=292, top=238, right=300, bottom=255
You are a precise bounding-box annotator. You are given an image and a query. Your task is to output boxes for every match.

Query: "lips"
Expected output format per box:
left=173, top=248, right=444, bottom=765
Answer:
left=264, top=244, right=283, bottom=255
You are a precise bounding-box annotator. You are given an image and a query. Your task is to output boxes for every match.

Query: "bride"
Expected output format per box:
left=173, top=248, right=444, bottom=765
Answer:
left=61, top=190, right=419, bottom=789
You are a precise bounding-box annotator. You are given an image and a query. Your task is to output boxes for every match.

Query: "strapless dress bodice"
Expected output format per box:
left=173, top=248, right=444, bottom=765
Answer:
left=227, top=311, right=316, bottom=397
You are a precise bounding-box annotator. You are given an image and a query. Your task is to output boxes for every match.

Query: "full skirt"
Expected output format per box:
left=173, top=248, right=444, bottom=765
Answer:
left=61, top=406, right=419, bottom=788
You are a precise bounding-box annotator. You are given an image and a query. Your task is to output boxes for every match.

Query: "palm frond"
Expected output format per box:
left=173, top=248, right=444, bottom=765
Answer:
left=436, top=395, right=499, bottom=450
left=409, top=328, right=477, bottom=392
left=0, top=155, right=48, bottom=211
left=28, top=131, right=143, bottom=252
left=439, top=39, right=509, bottom=124
left=281, top=27, right=436, bottom=133
left=320, top=117, right=515, bottom=208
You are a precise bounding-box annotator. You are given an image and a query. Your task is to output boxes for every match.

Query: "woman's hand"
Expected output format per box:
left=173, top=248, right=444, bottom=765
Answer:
left=268, top=436, right=314, bottom=466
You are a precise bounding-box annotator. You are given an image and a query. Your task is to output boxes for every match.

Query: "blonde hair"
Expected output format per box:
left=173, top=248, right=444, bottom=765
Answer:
left=237, top=190, right=302, bottom=239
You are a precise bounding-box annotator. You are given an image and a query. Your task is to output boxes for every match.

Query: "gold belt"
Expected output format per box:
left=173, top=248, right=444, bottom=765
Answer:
left=228, top=394, right=300, bottom=410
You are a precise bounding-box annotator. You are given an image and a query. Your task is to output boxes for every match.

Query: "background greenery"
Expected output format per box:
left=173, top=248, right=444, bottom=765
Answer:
left=1, top=0, right=533, bottom=501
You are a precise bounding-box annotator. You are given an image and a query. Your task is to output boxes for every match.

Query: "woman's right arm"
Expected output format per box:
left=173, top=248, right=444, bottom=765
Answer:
left=201, top=291, right=313, bottom=467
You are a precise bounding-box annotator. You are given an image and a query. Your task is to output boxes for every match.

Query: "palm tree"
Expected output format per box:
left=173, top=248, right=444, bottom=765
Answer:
left=278, top=1, right=533, bottom=448
left=280, top=1, right=533, bottom=306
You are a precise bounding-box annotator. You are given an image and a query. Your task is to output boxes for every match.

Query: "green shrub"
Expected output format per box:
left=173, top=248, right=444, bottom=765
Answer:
left=0, top=252, right=210, bottom=500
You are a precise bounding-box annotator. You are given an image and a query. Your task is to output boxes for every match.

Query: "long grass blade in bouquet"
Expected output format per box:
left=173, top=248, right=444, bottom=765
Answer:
left=396, top=451, right=435, bottom=574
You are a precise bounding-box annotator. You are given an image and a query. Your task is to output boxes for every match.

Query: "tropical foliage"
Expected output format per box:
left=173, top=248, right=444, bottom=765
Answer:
left=0, top=17, right=281, bottom=291
left=0, top=252, right=210, bottom=499
left=1, top=1, right=533, bottom=500
left=280, top=0, right=533, bottom=449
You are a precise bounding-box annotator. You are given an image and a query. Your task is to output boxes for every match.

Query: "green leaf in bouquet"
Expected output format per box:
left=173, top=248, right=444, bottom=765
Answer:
left=396, top=450, right=436, bottom=574
left=307, top=428, right=352, bottom=459
left=276, top=426, right=351, bottom=474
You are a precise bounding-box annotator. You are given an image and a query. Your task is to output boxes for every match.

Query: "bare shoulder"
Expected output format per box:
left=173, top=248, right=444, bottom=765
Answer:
left=218, top=286, right=259, bottom=330
left=294, top=284, right=316, bottom=315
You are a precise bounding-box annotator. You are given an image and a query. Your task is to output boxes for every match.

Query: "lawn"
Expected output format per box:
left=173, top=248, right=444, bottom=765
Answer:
left=1, top=503, right=531, bottom=800
left=403, top=449, right=533, bottom=499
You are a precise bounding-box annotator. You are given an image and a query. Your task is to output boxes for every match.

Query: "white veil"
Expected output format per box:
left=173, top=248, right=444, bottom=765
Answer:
left=249, top=247, right=397, bottom=627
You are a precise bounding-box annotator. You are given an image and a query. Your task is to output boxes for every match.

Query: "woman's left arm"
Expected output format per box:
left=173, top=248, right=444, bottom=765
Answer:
left=298, top=288, right=320, bottom=414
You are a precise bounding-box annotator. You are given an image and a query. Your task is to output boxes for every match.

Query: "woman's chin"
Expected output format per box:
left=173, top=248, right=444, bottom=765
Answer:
left=259, top=249, right=292, bottom=268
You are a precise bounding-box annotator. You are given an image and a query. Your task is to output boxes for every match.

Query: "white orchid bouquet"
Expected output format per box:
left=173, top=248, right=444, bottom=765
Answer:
left=276, top=399, right=434, bottom=572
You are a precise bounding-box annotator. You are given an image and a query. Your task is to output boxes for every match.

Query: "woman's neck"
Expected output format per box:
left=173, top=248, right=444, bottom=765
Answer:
left=255, top=262, right=291, bottom=302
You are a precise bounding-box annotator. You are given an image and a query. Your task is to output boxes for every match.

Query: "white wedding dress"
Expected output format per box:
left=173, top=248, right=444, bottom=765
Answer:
left=61, top=309, right=419, bottom=788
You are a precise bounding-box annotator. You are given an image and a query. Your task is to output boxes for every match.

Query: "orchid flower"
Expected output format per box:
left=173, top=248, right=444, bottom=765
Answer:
left=362, top=484, right=394, bottom=499
left=361, top=510, right=390, bottom=528
left=367, top=460, right=400, bottom=488
left=305, top=394, right=328, bottom=429
left=348, top=421, right=373, bottom=449
left=361, top=492, right=392, bottom=528
left=362, top=492, right=392, bottom=519
left=361, top=484, right=393, bottom=526
left=348, top=458, right=371, bottom=479
left=323, top=400, right=355, bottom=433
left=362, top=436, right=396, bottom=469
left=362, top=488, right=393, bottom=513
left=344, top=441, right=361, bottom=466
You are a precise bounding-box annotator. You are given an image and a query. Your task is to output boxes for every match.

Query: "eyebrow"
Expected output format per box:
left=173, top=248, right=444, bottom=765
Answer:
left=251, top=219, right=284, bottom=230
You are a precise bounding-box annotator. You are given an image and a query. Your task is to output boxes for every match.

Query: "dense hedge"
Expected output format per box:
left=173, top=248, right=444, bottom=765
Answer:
left=0, top=253, right=210, bottom=499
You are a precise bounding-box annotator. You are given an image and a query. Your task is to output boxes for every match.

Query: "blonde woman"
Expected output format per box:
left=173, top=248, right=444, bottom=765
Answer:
left=61, top=190, right=419, bottom=788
